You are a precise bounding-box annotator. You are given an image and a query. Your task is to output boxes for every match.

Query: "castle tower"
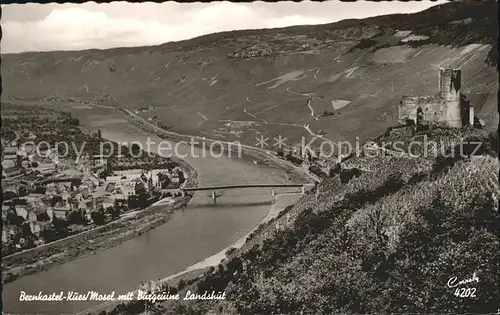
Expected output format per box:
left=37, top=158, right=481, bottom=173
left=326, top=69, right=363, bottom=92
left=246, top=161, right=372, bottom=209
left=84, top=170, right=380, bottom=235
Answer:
left=469, top=103, right=474, bottom=126
left=439, top=68, right=461, bottom=100
left=438, top=68, right=462, bottom=127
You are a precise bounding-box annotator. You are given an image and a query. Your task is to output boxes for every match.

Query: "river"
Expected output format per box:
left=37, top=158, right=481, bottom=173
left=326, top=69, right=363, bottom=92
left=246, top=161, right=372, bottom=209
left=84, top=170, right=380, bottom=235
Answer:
left=2, top=106, right=304, bottom=314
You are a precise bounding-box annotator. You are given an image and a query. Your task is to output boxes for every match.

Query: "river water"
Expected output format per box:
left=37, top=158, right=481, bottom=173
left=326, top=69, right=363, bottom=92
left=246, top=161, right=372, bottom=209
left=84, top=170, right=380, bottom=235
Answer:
left=3, top=107, right=302, bottom=314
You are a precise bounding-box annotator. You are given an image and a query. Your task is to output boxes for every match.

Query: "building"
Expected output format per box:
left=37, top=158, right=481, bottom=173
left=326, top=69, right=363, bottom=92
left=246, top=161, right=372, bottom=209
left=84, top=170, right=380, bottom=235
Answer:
left=46, top=208, right=55, bottom=220
left=2, top=205, right=10, bottom=221
left=2, top=159, right=16, bottom=169
left=2, top=227, right=9, bottom=243
left=106, top=175, right=123, bottom=183
left=2, top=146, right=19, bottom=160
left=92, top=196, right=109, bottom=210
left=27, top=211, right=37, bottom=223
left=45, top=183, right=58, bottom=195
left=61, top=191, right=71, bottom=203
left=24, top=194, right=45, bottom=207
left=110, top=193, right=128, bottom=201
left=115, top=180, right=136, bottom=196
left=399, top=68, right=474, bottom=128
left=82, top=176, right=99, bottom=191
left=2, top=225, right=20, bottom=244
left=14, top=206, right=28, bottom=220
left=101, top=196, right=115, bottom=209
left=29, top=221, right=51, bottom=236
left=3, top=166, right=22, bottom=178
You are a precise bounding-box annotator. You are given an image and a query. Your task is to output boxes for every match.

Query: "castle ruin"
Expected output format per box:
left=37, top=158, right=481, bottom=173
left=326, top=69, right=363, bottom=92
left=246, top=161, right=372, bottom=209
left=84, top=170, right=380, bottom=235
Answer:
left=398, top=68, right=474, bottom=128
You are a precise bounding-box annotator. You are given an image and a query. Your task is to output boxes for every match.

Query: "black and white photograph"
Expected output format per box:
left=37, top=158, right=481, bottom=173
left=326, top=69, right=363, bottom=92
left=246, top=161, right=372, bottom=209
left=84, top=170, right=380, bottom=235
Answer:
left=1, top=0, right=499, bottom=314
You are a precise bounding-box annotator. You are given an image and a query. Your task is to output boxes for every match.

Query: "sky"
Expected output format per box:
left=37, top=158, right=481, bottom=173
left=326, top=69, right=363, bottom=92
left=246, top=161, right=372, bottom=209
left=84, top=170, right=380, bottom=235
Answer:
left=1, top=1, right=447, bottom=54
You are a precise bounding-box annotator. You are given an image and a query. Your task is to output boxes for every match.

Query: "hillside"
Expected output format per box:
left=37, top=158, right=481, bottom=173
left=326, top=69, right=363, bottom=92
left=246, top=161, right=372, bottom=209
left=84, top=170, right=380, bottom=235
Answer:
left=1, top=0, right=498, bottom=149
left=2, top=2, right=498, bottom=314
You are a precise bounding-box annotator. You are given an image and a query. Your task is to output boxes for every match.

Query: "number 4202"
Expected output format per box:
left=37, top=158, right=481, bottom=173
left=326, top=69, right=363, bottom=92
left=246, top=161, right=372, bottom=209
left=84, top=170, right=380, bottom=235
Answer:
left=454, top=288, right=476, bottom=298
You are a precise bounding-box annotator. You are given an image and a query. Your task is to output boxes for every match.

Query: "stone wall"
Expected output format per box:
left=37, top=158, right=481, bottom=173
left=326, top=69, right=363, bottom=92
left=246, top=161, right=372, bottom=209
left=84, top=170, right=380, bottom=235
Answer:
left=399, top=96, right=418, bottom=124
left=461, top=93, right=474, bottom=126
left=419, top=96, right=444, bottom=122
left=399, top=95, right=444, bottom=125
left=444, top=98, right=463, bottom=128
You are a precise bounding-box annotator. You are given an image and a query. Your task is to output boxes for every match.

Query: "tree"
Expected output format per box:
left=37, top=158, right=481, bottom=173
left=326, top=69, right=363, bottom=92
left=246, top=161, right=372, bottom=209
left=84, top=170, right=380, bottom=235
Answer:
left=91, top=208, right=106, bottom=225
left=21, top=222, right=33, bottom=239
left=386, top=194, right=499, bottom=313
left=487, top=130, right=499, bottom=153
left=340, top=168, right=362, bottom=184
left=308, top=165, right=326, bottom=178
left=127, top=195, right=139, bottom=210
left=67, top=209, right=88, bottom=225
left=25, top=238, right=36, bottom=249
left=405, top=119, right=415, bottom=126
left=329, top=163, right=342, bottom=177
left=33, top=186, right=47, bottom=194
left=3, top=191, right=18, bottom=201
left=40, top=227, right=56, bottom=243
left=177, top=279, right=186, bottom=291
left=135, top=181, right=147, bottom=195
left=36, top=212, right=51, bottom=222
left=50, top=195, right=63, bottom=207
left=107, top=206, right=120, bottom=219
left=157, top=173, right=170, bottom=189
left=137, top=193, right=148, bottom=209
left=64, top=115, right=79, bottom=126
left=18, top=185, right=28, bottom=197
left=130, top=143, right=142, bottom=156
left=52, top=216, right=69, bottom=239
left=7, top=211, right=24, bottom=227
left=177, top=171, right=185, bottom=185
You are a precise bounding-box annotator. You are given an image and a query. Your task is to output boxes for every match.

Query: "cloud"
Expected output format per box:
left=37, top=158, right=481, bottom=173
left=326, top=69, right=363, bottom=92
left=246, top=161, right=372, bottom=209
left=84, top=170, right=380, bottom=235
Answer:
left=1, top=1, right=446, bottom=54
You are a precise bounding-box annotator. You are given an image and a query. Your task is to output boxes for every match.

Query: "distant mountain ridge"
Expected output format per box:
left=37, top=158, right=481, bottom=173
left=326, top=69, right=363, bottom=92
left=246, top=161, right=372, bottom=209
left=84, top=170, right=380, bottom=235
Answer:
left=2, top=0, right=498, bottom=147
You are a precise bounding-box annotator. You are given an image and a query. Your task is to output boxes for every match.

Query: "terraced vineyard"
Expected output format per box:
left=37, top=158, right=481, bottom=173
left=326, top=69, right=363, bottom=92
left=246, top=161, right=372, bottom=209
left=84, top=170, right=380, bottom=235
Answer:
left=161, top=139, right=497, bottom=315
left=100, top=120, right=499, bottom=314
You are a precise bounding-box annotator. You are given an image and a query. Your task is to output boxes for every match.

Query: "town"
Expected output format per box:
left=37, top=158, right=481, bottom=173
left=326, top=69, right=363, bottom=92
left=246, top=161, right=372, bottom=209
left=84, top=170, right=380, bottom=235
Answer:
left=1, top=104, right=187, bottom=258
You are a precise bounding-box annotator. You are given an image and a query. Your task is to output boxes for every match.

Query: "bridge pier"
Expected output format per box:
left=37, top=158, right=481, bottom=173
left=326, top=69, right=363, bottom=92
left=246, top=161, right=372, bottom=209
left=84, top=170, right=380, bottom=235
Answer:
left=271, top=189, right=276, bottom=202
left=181, top=189, right=186, bottom=197
left=212, top=190, right=217, bottom=204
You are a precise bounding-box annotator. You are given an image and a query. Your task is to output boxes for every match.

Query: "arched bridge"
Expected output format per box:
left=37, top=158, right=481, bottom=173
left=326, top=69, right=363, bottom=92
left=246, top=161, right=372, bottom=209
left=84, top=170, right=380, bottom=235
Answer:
left=164, top=183, right=314, bottom=204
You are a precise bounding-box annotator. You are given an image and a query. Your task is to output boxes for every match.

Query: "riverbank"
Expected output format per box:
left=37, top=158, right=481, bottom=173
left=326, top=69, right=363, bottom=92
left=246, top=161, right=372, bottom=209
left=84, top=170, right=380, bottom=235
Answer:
left=72, top=110, right=314, bottom=315
left=2, top=102, right=311, bottom=288
left=123, top=108, right=315, bottom=184
left=1, top=151, right=198, bottom=286
left=3, top=104, right=315, bottom=315
left=80, top=193, right=302, bottom=315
